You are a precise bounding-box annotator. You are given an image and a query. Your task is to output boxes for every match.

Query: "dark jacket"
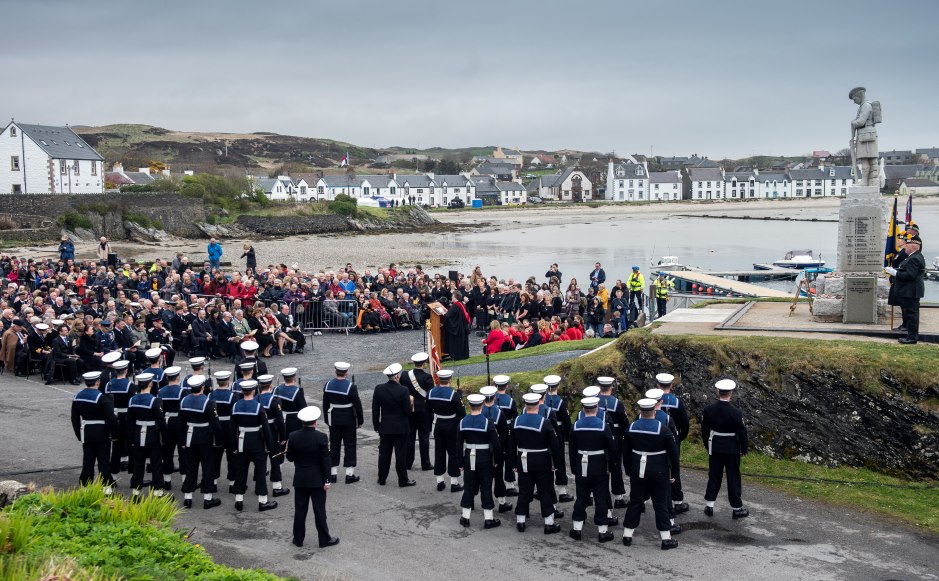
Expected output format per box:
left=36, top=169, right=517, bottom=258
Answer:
left=287, top=427, right=331, bottom=488
left=372, top=379, right=411, bottom=435
left=700, top=400, right=748, bottom=455
left=893, top=250, right=926, bottom=300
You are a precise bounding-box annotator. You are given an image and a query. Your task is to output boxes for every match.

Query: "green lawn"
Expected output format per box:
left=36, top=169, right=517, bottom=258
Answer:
left=442, top=337, right=613, bottom=368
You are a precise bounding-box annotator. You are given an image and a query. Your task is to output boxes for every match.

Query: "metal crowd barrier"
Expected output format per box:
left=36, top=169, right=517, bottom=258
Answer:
left=190, top=295, right=360, bottom=333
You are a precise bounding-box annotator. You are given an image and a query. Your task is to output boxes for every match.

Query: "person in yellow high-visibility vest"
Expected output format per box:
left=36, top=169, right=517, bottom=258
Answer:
left=653, top=272, right=675, bottom=318
left=626, top=266, right=645, bottom=325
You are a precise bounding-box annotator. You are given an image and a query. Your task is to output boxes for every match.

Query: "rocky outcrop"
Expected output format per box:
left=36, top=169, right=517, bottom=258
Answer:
left=123, top=221, right=171, bottom=243
left=559, top=333, right=939, bottom=479
left=0, top=480, right=28, bottom=508
left=235, top=205, right=439, bottom=237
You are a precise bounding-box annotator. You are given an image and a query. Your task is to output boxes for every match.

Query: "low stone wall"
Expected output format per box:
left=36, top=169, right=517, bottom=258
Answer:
left=237, top=214, right=351, bottom=235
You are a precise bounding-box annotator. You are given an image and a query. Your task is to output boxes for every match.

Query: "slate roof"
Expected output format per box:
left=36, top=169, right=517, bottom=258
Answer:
left=902, top=178, right=938, bottom=187
left=124, top=172, right=155, bottom=185
left=610, top=162, right=647, bottom=179
left=475, top=162, right=516, bottom=175
left=883, top=164, right=926, bottom=180
left=649, top=171, right=682, bottom=184
left=686, top=167, right=723, bottom=182
left=13, top=123, right=103, bottom=161
left=915, top=147, right=939, bottom=158
left=396, top=174, right=434, bottom=188
left=434, top=174, right=472, bottom=187
left=788, top=168, right=826, bottom=181
left=471, top=177, right=500, bottom=194
left=758, top=171, right=789, bottom=183
left=497, top=181, right=524, bottom=192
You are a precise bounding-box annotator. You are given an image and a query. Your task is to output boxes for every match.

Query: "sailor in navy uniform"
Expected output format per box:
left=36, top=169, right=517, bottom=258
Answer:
left=237, top=340, right=268, bottom=377
left=158, top=366, right=188, bottom=490
left=401, top=352, right=434, bottom=471
left=493, top=374, right=518, bottom=495
left=287, top=406, right=339, bottom=549
left=568, top=396, right=616, bottom=542
left=141, top=347, right=167, bottom=388
left=231, top=379, right=279, bottom=512
left=127, top=372, right=167, bottom=499
left=656, top=373, right=690, bottom=514
left=258, top=373, right=290, bottom=498
left=322, top=361, right=363, bottom=483
left=597, top=376, right=628, bottom=508
left=544, top=375, right=573, bottom=503
left=209, top=370, right=238, bottom=493
left=511, top=392, right=563, bottom=534
left=645, top=388, right=681, bottom=533
left=457, top=393, right=503, bottom=530
left=70, top=371, right=117, bottom=494
left=178, top=375, right=223, bottom=509
left=701, top=379, right=749, bottom=520
left=104, top=359, right=136, bottom=475
left=427, top=369, right=465, bottom=492
left=274, top=367, right=307, bottom=438
left=480, top=386, right=513, bottom=514
left=622, top=398, right=680, bottom=550
left=233, top=361, right=256, bottom=396
left=529, top=384, right=560, bottom=510
left=183, top=357, right=213, bottom=394
left=99, top=350, right=123, bottom=393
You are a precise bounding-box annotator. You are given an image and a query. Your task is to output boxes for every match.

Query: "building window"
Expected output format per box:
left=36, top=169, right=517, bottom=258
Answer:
left=60, top=161, right=66, bottom=175
left=73, top=162, right=79, bottom=176
left=10, top=156, right=19, bottom=171
left=417, top=188, right=423, bottom=193
left=317, top=186, right=324, bottom=195
left=841, top=188, right=846, bottom=195
left=10, top=127, right=16, bottom=137
left=654, top=184, right=659, bottom=190
left=629, top=180, right=634, bottom=187
left=616, top=169, right=624, bottom=177
left=796, top=188, right=803, bottom=195
left=814, top=180, right=821, bottom=186
left=635, top=167, right=642, bottom=176
left=390, top=187, right=396, bottom=196
left=12, top=184, right=21, bottom=193
left=454, top=188, right=461, bottom=193
left=90, top=161, right=97, bottom=176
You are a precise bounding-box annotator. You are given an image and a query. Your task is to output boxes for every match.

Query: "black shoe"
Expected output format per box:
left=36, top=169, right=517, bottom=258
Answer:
left=544, top=523, right=561, bottom=535
left=273, top=487, right=291, bottom=497
left=598, top=531, right=614, bottom=543
left=614, top=499, right=627, bottom=509
left=259, top=500, right=278, bottom=512
left=70, top=379, right=82, bottom=385
left=319, top=537, right=339, bottom=548
left=661, top=539, right=679, bottom=550
left=345, top=475, right=360, bottom=484
left=459, top=517, right=471, bottom=528
left=893, top=325, right=907, bottom=332
left=732, top=508, right=749, bottom=519
left=292, top=538, right=303, bottom=548
left=674, top=502, right=690, bottom=514
left=131, top=493, right=142, bottom=504
left=516, top=522, right=526, bottom=533
left=421, top=465, right=433, bottom=471
left=498, top=502, right=514, bottom=513
left=553, top=509, right=564, bottom=519
left=557, top=493, right=574, bottom=503
left=120, top=460, right=129, bottom=471
left=437, top=481, right=446, bottom=491
left=484, top=519, right=501, bottom=529
left=533, top=492, right=541, bottom=500
left=607, top=516, right=619, bottom=526
left=450, top=484, right=464, bottom=493
left=504, top=489, right=518, bottom=497
left=641, top=503, right=646, bottom=513
left=399, top=480, right=417, bottom=488
left=377, top=480, right=386, bottom=486
left=569, top=529, right=582, bottom=541
left=898, top=337, right=917, bottom=345
left=164, top=481, right=172, bottom=491
left=235, top=501, right=243, bottom=511
left=704, top=506, right=714, bottom=517
left=183, top=499, right=192, bottom=509
left=203, top=498, right=221, bottom=509
left=670, top=524, right=682, bottom=535
left=328, top=475, right=337, bottom=484
left=622, top=536, right=632, bottom=546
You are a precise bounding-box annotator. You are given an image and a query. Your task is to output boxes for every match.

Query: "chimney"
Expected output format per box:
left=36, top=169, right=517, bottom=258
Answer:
left=112, top=162, right=124, bottom=173
left=138, top=167, right=150, bottom=175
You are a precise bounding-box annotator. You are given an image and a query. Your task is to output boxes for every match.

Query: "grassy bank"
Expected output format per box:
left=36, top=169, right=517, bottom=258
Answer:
left=0, top=482, right=288, bottom=581
left=443, top=337, right=613, bottom=368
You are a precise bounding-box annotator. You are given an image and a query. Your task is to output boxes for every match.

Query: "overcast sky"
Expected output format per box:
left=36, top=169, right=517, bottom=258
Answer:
left=2, top=0, right=937, bottom=158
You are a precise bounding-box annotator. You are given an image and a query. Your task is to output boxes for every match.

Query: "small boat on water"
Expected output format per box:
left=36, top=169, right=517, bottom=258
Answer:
left=756, top=249, right=826, bottom=270
left=650, top=256, right=700, bottom=272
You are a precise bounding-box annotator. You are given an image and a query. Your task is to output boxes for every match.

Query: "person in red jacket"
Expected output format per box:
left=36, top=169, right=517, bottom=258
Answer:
left=226, top=273, right=246, bottom=300
left=482, top=320, right=507, bottom=354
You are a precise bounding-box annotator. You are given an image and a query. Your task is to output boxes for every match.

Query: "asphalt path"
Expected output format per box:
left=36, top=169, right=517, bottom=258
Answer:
left=1, top=334, right=937, bottom=581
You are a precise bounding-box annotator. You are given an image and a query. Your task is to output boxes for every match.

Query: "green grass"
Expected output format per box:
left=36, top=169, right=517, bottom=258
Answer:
left=443, top=337, right=612, bottom=368
left=691, top=297, right=809, bottom=308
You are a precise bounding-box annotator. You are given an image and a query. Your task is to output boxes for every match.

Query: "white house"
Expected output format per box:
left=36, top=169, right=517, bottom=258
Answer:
left=257, top=176, right=297, bottom=200
left=1, top=121, right=104, bottom=194
left=648, top=171, right=682, bottom=201
left=606, top=159, right=649, bottom=201
left=757, top=170, right=792, bottom=198
left=899, top=177, right=939, bottom=197
left=527, top=168, right=593, bottom=201
left=497, top=180, right=527, bottom=205
left=432, top=174, right=475, bottom=206
left=682, top=167, right=724, bottom=200
left=723, top=170, right=759, bottom=199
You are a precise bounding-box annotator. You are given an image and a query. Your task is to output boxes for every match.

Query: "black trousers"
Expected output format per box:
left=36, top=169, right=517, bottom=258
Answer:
left=329, top=425, right=357, bottom=467
left=406, top=410, right=431, bottom=469
left=460, top=453, right=495, bottom=510
left=182, top=443, right=217, bottom=494
left=671, top=443, right=684, bottom=502
left=109, top=415, right=129, bottom=475
left=515, top=469, right=555, bottom=518
left=656, top=297, right=668, bottom=318
left=572, top=473, right=611, bottom=525
left=212, top=444, right=236, bottom=484
left=609, top=459, right=626, bottom=496
left=433, top=426, right=461, bottom=477
left=900, top=299, right=920, bottom=339
left=80, top=440, right=114, bottom=486
left=624, top=471, right=671, bottom=531
left=162, top=419, right=185, bottom=476
left=492, top=458, right=508, bottom=497
left=233, top=448, right=269, bottom=496
left=293, top=486, right=330, bottom=545
left=131, top=440, right=163, bottom=490
left=377, top=433, right=408, bottom=485
left=705, top=453, right=743, bottom=508
left=554, top=438, right=569, bottom=486
left=269, top=441, right=284, bottom=483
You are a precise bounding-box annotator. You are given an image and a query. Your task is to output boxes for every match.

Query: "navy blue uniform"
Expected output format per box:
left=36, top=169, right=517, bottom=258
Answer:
left=569, top=414, right=616, bottom=526
left=179, top=393, right=222, bottom=495
left=209, top=387, right=238, bottom=486
left=323, top=378, right=364, bottom=469
left=428, top=385, right=466, bottom=479
left=127, top=392, right=167, bottom=490
left=545, top=392, right=571, bottom=487
left=104, top=376, right=135, bottom=474
left=495, top=391, right=517, bottom=484
left=599, top=393, right=628, bottom=499
left=622, top=417, right=680, bottom=533
left=274, top=383, right=308, bottom=436
left=70, top=387, right=117, bottom=486
left=231, top=398, right=275, bottom=497
left=510, top=412, right=562, bottom=520
left=158, top=382, right=190, bottom=480
left=457, top=414, right=502, bottom=511
left=259, top=391, right=287, bottom=484
left=482, top=403, right=511, bottom=497
left=401, top=368, right=434, bottom=470
left=701, top=400, right=748, bottom=508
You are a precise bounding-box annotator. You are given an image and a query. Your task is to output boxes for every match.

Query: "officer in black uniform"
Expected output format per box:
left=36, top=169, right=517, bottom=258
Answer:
left=702, top=379, right=749, bottom=519
left=597, top=376, right=628, bottom=509
left=287, top=406, right=339, bottom=549
left=322, top=361, right=364, bottom=483
left=511, top=392, right=563, bottom=534
left=372, top=363, right=415, bottom=487
left=127, top=371, right=167, bottom=500
left=258, top=373, right=291, bottom=498
left=622, top=398, right=680, bottom=550
left=231, top=379, right=279, bottom=512
left=104, top=359, right=135, bottom=474
left=209, top=370, right=238, bottom=493
left=544, top=374, right=573, bottom=503
left=178, top=375, right=222, bottom=509
left=427, top=369, right=465, bottom=492
left=480, top=386, right=513, bottom=514
left=656, top=373, right=690, bottom=514
left=457, top=393, right=503, bottom=530
left=147, top=318, right=175, bottom=367
left=568, top=396, right=616, bottom=542
left=274, top=367, right=307, bottom=437
left=158, top=366, right=188, bottom=490
left=401, top=352, right=434, bottom=471
left=70, top=371, right=117, bottom=493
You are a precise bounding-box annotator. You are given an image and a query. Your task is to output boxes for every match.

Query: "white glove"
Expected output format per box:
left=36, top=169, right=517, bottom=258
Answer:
left=884, top=267, right=897, bottom=276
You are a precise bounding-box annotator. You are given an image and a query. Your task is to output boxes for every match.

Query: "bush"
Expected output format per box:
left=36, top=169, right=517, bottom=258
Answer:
left=328, top=193, right=358, bottom=217
left=56, top=211, right=93, bottom=230
left=0, top=217, right=18, bottom=231
left=123, top=212, right=162, bottom=230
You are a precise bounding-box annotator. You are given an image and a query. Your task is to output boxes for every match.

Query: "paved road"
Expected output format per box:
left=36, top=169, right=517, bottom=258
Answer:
left=1, top=336, right=937, bottom=581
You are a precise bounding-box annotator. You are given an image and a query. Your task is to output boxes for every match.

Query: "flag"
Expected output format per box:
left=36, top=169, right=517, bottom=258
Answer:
left=904, top=193, right=913, bottom=227
left=339, top=153, right=349, bottom=167
left=884, top=196, right=898, bottom=267
left=427, top=326, right=441, bottom=383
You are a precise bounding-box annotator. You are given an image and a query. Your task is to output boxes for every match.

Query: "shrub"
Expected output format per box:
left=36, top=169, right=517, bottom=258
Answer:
left=123, top=212, right=162, bottom=230
left=0, top=217, right=18, bottom=231
left=328, top=193, right=358, bottom=217
left=56, top=211, right=93, bottom=230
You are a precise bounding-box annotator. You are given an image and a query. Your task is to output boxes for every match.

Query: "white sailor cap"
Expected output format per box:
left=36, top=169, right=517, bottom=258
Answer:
left=239, top=362, right=256, bottom=370
left=522, top=393, right=542, bottom=405
left=383, top=363, right=403, bottom=376
left=35, top=323, right=49, bottom=331
left=298, top=406, right=321, bottom=423
left=596, top=376, right=615, bottom=386
left=135, top=373, right=155, bottom=384
left=257, top=374, right=275, bottom=384
left=411, top=352, right=429, bottom=363
left=530, top=384, right=548, bottom=395
left=129, top=302, right=141, bottom=308
left=334, top=362, right=351, bottom=372
left=645, top=388, right=664, bottom=401
left=638, top=398, right=658, bottom=410
left=467, top=394, right=485, bottom=405
left=112, top=360, right=130, bottom=370
left=656, top=373, right=675, bottom=385
left=214, top=370, right=232, bottom=380
left=145, top=347, right=162, bottom=359
left=239, top=379, right=258, bottom=392
left=479, top=386, right=497, bottom=397
left=436, top=369, right=453, bottom=380
left=82, top=371, right=102, bottom=382
left=188, top=357, right=206, bottom=367
left=241, top=340, right=259, bottom=352
left=582, top=386, right=601, bottom=397
left=492, top=374, right=510, bottom=386
left=715, top=379, right=737, bottom=391
left=543, top=374, right=561, bottom=387
left=164, top=366, right=182, bottom=377
left=581, top=396, right=600, bottom=409
left=187, top=375, right=206, bottom=389
left=281, top=367, right=298, bottom=377
left=101, top=351, right=123, bottom=364
left=51, top=319, right=65, bottom=326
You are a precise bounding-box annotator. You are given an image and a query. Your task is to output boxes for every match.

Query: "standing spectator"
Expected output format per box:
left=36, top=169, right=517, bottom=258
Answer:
left=588, top=262, right=606, bottom=291
left=241, top=244, right=257, bottom=275
left=207, top=238, right=224, bottom=272
left=95, top=237, right=112, bottom=264
left=586, top=296, right=605, bottom=337
left=888, top=235, right=926, bottom=344
left=58, top=236, right=75, bottom=261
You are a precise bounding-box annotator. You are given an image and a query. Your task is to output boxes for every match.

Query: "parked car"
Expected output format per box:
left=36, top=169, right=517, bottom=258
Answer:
left=447, top=198, right=466, bottom=209
left=528, top=196, right=542, bottom=204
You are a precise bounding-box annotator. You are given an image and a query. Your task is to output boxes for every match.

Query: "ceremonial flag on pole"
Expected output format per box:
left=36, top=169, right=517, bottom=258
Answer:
left=339, top=153, right=349, bottom=167
left=904, top=193, right=913, bottom=227
left=884, top=196, right=898, bottom=267
left=427, top=326, right=441, bottom=383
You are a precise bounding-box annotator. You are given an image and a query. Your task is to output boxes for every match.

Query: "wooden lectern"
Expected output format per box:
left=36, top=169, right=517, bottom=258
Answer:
left=427, top=301, right=448, bottom=359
